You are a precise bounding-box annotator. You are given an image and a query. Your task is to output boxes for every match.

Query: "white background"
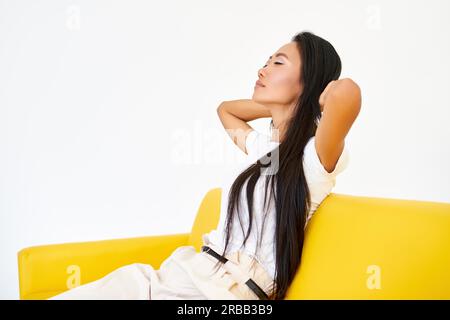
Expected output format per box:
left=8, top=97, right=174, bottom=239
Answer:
left=1, top=0, right=449, bottom=299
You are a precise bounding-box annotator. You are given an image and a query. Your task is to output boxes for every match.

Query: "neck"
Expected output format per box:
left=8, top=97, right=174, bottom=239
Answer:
left=270, top=104, right=295, bottom=143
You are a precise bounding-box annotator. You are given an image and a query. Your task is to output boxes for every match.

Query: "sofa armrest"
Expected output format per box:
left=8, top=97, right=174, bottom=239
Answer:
left=18, top=233, right=190, bottom=300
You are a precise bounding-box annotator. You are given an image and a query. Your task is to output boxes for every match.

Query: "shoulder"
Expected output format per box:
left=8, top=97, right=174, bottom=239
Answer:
left=245, top=132, right=350, bottom=177
left=245, top=129, right=279, bottom=160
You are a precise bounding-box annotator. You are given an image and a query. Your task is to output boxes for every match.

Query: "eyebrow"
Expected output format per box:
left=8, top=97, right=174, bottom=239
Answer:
left=269, top=53, right=289, bottom=60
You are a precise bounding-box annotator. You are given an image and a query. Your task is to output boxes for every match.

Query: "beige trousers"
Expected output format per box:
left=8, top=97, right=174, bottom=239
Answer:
left=49, top=235, right=275, bottom=300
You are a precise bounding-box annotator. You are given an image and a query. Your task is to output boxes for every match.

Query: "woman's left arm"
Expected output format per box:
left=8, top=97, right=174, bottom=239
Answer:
left=315, top=78, right=362, bottom=173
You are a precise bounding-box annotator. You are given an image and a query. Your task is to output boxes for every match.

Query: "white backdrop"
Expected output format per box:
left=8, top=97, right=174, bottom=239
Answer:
left=1, top=0, right=449, bottom=299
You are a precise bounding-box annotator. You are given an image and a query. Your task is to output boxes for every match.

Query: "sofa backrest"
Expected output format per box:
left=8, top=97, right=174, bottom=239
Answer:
left=288, top=193, right=450, bottom=298
left=187, top=187, right=222, bottom=251
left=188, top=188, right=450, bottom=299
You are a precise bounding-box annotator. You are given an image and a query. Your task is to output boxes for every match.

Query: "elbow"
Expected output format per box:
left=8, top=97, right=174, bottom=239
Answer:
left=341, top=78, right=362, bottom=114
left=216, top=104, right=223, bottom=115
left=352, top=81, right=362, bottom=115
left=217, top=101, right=229, bottom=114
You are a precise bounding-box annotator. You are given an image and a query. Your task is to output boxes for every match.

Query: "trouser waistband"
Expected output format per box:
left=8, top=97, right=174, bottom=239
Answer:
left=201, top=245, right=270, bottom=300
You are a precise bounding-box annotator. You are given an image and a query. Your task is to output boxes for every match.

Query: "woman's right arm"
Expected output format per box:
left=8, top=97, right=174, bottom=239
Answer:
left=217, top=99, right=271, bottom=155
left=219, top=99, right=272, bottom=122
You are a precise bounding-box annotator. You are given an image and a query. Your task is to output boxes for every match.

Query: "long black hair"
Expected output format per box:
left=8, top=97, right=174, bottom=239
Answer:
left=212, top=31, right=342, bottom=300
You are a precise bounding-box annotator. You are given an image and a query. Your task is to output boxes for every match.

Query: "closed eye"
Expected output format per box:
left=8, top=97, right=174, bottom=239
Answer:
left=263, top=62, right=283, bottom=68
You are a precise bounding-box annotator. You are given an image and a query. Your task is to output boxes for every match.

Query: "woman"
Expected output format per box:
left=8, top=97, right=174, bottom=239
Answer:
left=207, top=31, right=361, bottom=300
left=49, top=31, right=361, bottom=300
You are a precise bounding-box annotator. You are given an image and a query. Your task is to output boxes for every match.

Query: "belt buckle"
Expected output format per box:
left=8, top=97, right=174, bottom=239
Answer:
left=201, top=245, right=209, bottom=253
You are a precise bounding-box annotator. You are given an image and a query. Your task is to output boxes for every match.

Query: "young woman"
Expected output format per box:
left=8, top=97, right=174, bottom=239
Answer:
left=204, top=31, right=361, bottom=300
left=49, top=31, right=361, bottom=300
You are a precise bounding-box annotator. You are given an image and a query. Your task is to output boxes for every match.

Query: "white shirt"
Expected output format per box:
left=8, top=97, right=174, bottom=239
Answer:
left=203, top=130, right=350, bottom=280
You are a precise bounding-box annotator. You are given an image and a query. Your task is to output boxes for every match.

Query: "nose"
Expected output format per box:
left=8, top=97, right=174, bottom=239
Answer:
left=258, top=67, right=265, bottom=79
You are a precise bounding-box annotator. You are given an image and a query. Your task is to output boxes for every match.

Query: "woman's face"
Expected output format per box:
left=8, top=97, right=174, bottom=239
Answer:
left=252, top=41, right=303, bottom=109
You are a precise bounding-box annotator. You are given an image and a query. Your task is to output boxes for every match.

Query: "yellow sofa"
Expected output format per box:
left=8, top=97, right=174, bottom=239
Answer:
left=18, top=188, right=450, bottom=300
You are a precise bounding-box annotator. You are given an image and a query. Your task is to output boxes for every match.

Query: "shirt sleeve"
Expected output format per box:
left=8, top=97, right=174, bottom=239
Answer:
left=303, top=136, right=350, bottom=178
left=245, top=130, right=259, bottom=155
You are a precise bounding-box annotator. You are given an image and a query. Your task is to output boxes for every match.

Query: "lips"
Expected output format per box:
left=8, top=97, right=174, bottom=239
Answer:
left=255, top=80, right=266, bottom=87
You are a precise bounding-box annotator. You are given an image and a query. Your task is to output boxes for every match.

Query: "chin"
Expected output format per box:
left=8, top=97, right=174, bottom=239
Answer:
left=252, top=96, right=269, bottom=106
